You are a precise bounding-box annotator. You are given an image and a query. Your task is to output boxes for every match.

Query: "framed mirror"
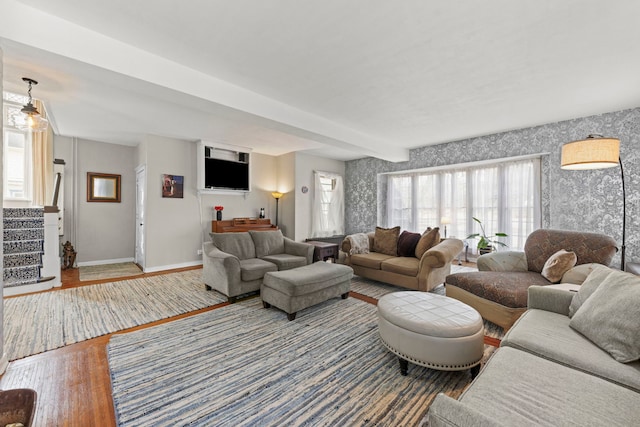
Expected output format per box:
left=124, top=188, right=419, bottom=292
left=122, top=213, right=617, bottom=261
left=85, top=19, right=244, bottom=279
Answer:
left=87, top=172, right=121, bottom=202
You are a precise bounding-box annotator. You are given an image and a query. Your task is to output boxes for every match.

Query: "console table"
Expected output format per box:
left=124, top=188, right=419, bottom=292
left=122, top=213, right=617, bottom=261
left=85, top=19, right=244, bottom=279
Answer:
left=306, top=241, right=339, bottom=263
left=211, top=218, right=277, bottom=233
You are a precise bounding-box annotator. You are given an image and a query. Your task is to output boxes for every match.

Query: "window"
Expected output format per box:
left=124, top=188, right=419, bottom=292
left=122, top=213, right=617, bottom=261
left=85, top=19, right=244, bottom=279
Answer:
left=311, top=171, right=345, bottom=238
left=386, top=157, right=541, bottom=251
left=3, top=92, right=32, bottom=201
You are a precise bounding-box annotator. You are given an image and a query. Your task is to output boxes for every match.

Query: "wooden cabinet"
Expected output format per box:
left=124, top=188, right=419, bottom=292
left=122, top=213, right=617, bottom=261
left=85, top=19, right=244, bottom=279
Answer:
left=211, top=218, right=277, bottom=233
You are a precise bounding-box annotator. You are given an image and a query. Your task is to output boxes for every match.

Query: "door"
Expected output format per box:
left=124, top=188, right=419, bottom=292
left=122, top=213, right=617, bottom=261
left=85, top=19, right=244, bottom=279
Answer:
left=135, top=165, right=146, bottom=271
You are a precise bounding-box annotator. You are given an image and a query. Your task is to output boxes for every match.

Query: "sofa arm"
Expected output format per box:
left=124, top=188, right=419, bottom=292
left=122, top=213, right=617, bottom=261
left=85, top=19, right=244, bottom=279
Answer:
left=284, top=238, right=315, bottom=264
left=428, top=393, right=503, bottom=427
left=477, top=251, right=527, bottom=272
left=202, top=241, right=242, bottom=291
left=420, top=238, right=463, bottom=269
left=527, top=285, right=574, bottom=316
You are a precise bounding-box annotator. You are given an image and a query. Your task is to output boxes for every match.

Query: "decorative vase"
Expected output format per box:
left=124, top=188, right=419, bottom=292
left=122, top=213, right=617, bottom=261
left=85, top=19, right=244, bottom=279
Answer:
left=216, top=210, right=222, bottom=221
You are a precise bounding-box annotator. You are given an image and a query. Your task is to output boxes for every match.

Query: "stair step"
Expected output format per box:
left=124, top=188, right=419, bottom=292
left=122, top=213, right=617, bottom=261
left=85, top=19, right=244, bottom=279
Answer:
left=2, top=207, right=44, bottom=219
left=4, top=265, right=41, bottom=283
left=3, top=240, right=44, bottom=255
left=3, top=218, right=45, bottom=230
left=4, top=228, right=45, bottom=242
left=4, top=252, right=43, bottom=268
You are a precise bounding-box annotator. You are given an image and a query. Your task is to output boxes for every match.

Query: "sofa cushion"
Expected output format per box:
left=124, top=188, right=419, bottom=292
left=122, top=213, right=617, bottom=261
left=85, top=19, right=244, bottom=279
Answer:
left=249, top=230, right=285, bottom=258
left=450, top=347, right=640, bottom=427
left=445, top=271, right=551, bottom=308
left=346, top=233, right=370, bottom=255
left=239, top=258, right=277, bottom=282
left=210, top=232, right=256, bottom=260
left=350, top=252, right=394, bottom=270
left=502, top=309, right=640, bottom=392
left=541, top=249, right=577, bottom=283
left=261, top=254, right=307, bottom=271
left=373, top=226, right=400, bottom=256
left=570, top=269, right=640, bottom=363
left=381, top=257, right=419, bottom=276
left=568, top=264, right=611, bottom=317
left=561, top=263, right=603, bottom=285
left=415, top=227, right=440, bottom=259
left=397, top=230, right=421, bottom=257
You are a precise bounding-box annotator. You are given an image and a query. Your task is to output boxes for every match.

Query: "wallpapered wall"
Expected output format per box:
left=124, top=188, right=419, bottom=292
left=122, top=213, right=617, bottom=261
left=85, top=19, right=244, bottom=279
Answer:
left=345, top=107, right=640, bottom=268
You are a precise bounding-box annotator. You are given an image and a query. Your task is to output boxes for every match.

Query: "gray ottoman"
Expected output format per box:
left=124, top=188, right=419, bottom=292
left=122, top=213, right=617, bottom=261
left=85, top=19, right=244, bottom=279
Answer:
left=262, top=262, right=353, bottom=320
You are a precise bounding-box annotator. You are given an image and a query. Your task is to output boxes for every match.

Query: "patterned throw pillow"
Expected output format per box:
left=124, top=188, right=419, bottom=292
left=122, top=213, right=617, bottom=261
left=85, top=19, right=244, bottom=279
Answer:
left=373, top=226, right=401, bottom=256
left=415, top=227, right=440, bottom=259
left=568, top=264, right=611, bottom=317
left=541, top=249, right=578, bottom=283
left=397, top=230, right=421, bottom=257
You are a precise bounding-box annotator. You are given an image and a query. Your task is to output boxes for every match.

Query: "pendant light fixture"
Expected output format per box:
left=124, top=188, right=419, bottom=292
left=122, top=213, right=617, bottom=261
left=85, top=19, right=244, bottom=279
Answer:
left=17, top=77, right=48, bottom=132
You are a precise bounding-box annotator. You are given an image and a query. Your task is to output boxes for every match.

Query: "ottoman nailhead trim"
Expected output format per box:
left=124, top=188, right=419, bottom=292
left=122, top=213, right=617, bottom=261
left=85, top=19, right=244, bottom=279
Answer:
left=380, top=335, right=481, bottom=370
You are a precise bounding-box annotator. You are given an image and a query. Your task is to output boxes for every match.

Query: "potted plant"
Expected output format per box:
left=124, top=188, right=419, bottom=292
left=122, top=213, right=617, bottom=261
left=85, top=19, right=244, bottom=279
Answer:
left=466, top=217, right=508, bottom=255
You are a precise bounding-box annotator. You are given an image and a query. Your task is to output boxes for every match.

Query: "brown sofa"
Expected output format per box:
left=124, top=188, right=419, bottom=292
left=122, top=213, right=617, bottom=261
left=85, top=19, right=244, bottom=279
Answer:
left=445, top=229, right=617, bottom=329
left=341, top=232, right=463, bottom=292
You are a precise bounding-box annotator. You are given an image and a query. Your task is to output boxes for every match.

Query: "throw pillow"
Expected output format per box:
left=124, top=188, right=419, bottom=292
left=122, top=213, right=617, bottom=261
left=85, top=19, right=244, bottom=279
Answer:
left=397, top=230, right=421, bottom=257
left=347, top=233, right=370, bottom=255
left=415, top=227, right=440, bottom=259
left=541, top=249, right=578, bottom=283
left=569, top=269, right=640, bottom=363
left=373, top=226, right=401, bottom=256
left=568, top=264, right=612, bottom=318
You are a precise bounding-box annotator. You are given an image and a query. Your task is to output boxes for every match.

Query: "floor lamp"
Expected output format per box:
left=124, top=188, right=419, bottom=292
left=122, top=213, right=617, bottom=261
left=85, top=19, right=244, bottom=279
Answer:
left=272, top=192, right=283, bottom=227
left=560, top=135, right=626, bottom=271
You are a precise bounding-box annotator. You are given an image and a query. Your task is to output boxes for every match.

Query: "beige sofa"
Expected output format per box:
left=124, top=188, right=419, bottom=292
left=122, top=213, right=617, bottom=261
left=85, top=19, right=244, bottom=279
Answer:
left=429, top=265, right=640, bottom=426
left=341, top=232, right=463, bottom=292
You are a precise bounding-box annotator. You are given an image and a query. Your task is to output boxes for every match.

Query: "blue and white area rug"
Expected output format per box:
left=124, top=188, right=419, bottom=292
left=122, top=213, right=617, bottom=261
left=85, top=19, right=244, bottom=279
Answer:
left=108, top=296, right=498, bottom=426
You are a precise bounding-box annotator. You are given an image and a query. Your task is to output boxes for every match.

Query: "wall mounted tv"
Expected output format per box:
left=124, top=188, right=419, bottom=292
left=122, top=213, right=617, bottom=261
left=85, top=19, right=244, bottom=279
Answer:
left=204, top=158, right=249, bottom=191
left=196, top=141, right=252, bottom=193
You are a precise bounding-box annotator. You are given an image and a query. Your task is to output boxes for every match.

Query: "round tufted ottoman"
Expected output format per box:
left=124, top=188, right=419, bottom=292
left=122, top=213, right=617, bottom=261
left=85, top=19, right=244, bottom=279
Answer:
left=377, top=291, right=484, bottom=377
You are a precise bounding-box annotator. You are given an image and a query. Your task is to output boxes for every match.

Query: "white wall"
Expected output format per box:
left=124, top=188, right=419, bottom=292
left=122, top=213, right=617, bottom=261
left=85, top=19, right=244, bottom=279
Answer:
left=276, top=153, right=295, bottom=238
left=294, top=152, right=345, bottom=241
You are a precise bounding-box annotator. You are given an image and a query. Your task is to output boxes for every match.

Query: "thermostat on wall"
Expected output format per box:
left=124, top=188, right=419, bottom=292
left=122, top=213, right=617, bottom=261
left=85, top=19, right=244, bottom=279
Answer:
left=301, top=186, right=309, bottom=194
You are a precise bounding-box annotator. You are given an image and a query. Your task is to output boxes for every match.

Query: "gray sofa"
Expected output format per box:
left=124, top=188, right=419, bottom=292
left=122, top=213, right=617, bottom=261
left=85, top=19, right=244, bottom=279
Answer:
left=203, top=230, right=314, bottom=302
left=429, top=265, right=640, bottom=426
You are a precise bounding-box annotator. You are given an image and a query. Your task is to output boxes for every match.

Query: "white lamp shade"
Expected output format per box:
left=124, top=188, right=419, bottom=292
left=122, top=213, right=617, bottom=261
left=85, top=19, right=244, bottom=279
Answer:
left=440, top=216, right=451, bottom=225
left=561, top=137, right=619, bottom=170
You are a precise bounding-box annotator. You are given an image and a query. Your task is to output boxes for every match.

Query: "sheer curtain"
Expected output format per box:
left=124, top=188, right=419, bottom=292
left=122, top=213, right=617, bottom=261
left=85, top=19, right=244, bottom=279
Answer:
left=386, top=157, right=541, bottom=251
left=311, top=171, right=345, bottom=238
left=31, top=99, right=54, bottom=206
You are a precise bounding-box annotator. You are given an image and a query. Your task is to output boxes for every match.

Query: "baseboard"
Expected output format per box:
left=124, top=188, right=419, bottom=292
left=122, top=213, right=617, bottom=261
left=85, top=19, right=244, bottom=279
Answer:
left=76, top=257, right=135, bottom=267
left=144, top=260, right=203, bottom=273
left=0, top=352, right=8, bottom=375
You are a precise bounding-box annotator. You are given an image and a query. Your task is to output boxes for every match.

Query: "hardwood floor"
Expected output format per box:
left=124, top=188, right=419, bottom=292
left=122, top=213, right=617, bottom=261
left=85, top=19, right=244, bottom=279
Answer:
left=0, top=265, right=221, bottom=426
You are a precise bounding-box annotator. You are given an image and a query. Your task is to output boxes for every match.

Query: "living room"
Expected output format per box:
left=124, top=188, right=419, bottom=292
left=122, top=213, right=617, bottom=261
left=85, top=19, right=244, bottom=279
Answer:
left=1, top=1, right=640, bottom=425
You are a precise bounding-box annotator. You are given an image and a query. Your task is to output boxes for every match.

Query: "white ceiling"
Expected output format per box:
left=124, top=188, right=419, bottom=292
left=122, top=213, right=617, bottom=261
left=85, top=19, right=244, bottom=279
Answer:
left=1, top=0, right=640, bottom=161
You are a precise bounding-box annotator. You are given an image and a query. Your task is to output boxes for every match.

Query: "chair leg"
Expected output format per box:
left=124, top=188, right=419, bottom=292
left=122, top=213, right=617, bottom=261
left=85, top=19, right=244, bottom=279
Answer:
left=287, top=312, right=297, bottom=321
left=399, top=358, right=408, bottom=376
left=470, top=364, right=481, bottom=379
left=263, top=301, right=271, bottom=309
left=341, top=292, right=349, bottom=299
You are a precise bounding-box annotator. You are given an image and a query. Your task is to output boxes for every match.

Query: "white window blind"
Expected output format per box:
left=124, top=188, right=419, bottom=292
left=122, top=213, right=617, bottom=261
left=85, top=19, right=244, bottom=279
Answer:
left=311, top=171, right=345, bottom=238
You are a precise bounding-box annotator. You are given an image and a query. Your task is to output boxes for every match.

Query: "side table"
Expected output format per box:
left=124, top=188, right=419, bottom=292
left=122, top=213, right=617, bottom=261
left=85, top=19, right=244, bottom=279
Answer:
left=306, top=241, right=339, bottom=263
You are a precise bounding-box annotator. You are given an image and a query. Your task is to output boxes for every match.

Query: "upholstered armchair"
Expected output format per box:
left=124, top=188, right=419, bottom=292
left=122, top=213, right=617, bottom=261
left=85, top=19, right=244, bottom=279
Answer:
left=203, top=230, right=314, bottom=302
left=445, top=229, right=617, bottom=329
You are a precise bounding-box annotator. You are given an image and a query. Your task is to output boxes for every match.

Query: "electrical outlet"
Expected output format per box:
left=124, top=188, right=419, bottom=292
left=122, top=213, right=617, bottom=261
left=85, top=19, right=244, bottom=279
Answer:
left=197, top=249, right=203, bottom=255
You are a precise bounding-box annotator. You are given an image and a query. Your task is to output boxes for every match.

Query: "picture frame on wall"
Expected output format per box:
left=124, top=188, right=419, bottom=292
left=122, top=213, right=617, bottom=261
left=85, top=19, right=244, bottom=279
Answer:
left=87, top=172, right=121, bottom=202
left=162, top=174, right=184, bottom=198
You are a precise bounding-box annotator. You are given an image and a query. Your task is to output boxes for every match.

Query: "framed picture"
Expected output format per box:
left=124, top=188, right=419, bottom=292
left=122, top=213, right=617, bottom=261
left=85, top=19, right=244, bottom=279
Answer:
left=162, top=174, right=184, bottom=198
left=87, top=172, right=121, bottom=202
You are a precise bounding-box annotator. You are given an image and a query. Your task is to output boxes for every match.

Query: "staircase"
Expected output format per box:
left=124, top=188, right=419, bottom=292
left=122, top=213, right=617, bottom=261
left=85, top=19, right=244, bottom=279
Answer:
left=3, top=207, right=60, bottom=296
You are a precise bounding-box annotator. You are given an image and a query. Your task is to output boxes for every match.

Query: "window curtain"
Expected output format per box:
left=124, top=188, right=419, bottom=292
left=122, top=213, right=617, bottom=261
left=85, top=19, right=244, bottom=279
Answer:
left=31, top=99, right=54, bottom=206
left=311, top=171, right=345, bottom=238
left=386, top=157, right=541, bottom=251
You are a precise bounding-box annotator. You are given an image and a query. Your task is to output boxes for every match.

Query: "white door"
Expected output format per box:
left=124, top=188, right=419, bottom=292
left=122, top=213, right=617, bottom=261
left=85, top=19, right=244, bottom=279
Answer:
left=135, top=165, right=146, bottom=271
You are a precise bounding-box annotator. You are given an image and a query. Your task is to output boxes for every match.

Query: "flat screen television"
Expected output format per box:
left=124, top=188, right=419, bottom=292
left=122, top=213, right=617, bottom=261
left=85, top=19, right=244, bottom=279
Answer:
left=204, top=158, right=249, bottom=191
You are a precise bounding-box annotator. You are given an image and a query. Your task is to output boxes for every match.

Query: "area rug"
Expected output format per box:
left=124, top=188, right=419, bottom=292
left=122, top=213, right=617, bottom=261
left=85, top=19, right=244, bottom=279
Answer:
left=108, top=297, right=499, bottom=426
left=3, top=269, right=226, bottom=361
left=79, top=262, right=143, bottom=281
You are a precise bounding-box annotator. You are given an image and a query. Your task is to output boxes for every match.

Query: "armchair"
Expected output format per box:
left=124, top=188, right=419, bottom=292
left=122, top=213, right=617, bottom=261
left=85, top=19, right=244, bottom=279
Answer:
left=445, top=229, right=617, bottom=329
